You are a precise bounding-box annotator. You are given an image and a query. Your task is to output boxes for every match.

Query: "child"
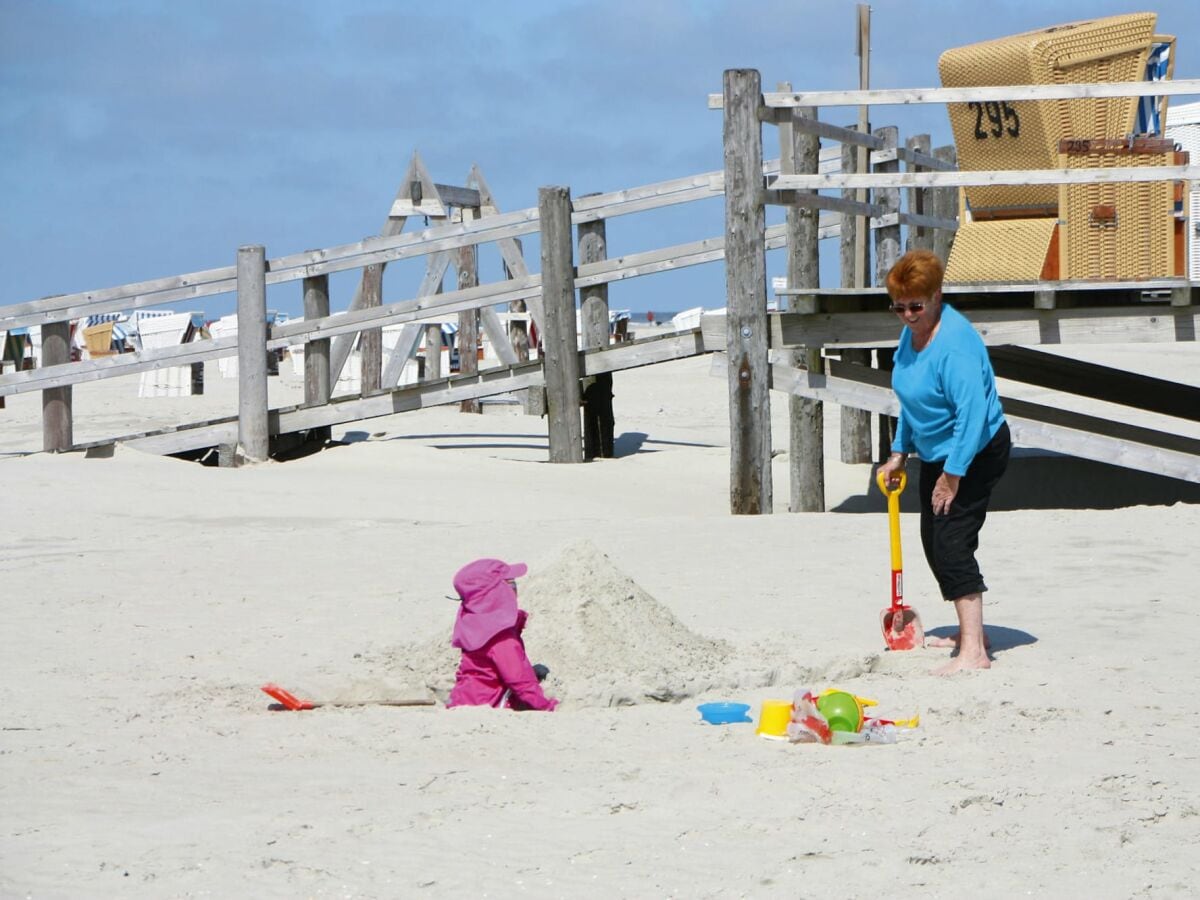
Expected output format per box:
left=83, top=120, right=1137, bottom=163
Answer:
left=446, top=558, right=558, bottom=711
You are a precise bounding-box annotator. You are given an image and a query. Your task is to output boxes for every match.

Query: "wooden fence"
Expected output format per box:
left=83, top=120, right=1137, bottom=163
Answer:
left=718, top=73, right=1200, bottom=512
left=0, top=118, right=948, bottom=463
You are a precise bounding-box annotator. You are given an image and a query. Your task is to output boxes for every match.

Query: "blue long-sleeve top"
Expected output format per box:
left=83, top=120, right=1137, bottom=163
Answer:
left=890, top=304, right=1005, bottom=476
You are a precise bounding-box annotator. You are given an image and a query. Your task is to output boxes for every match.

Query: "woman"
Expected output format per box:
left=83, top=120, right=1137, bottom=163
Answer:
left=877, top=250, right=1011, bottom=674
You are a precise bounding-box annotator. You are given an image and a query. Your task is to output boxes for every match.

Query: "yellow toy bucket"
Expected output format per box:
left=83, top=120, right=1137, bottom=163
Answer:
left=756, top=699, right=793, bottom=740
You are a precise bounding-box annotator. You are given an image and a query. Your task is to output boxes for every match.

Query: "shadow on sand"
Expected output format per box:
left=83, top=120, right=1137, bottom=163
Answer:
left=924, top=623, right=1038, bottom=655
left=832, top=449, right=1200, bottom=513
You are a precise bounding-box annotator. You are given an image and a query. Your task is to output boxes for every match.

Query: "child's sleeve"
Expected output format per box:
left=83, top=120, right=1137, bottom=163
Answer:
left=489, top=636, right=558, bottom=711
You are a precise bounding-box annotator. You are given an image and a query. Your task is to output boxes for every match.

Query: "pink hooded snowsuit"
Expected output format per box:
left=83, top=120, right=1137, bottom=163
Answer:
left=446, top=558, right=558, bottom=711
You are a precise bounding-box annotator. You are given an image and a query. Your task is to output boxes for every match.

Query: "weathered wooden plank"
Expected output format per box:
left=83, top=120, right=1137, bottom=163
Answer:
left=872, top=125, right=902, bottom=462
left=724, top=68, right=772, bottom=514
left=767, top=189, right=884, bottom=218
left=770, top=113, right=883, bottom=150
left=0, top=335, right=240, bottom=397
left=777, top=88, right=825, bottom=513
left=430, top=183, right=481, bottom=209
left=380, top=323, right=423, bottom=388
left=932, top=145, right=957, bottom=263
left=476, top=307, right=518, bottom=366
left=302, top=274, right=331, bottom=409
left=772, top=306, right=1200, bottom=349
left=423, top=323, right=443, bottom=382
left=904, top=134, right=935, bottom=253
left=779, top=280, right=1196, bottom=297
left=539, top=186, right=583, bottom=463
left=873, top=211, right=960, bottom=232
left=988, top=345, right=1200, bottom=423
left=838, top=135, right=873, bottom=465
left=874, top=144, right=957, bottom=171
left=456, top=209, right=481, bottom=414
left=772, top=166, right=1199, bottom=191
left=301, top=273, right=332, bottom=444
left=765, top=357, right=1200, bottom=483
left=360, top=263, right=383, bottom=394
left=236, top=245, right=269, bottom=462
left=707, top=78, right=1200, bottom=108
left=40, top=321, right=72, bottom=452
left=578, top=198, right=610, bottom=352
left=102, top=330, right=710, bottom=457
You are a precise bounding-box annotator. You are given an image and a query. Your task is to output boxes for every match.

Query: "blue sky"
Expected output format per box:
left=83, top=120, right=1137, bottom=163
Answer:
left=2, top=0, right=1196, bottom=320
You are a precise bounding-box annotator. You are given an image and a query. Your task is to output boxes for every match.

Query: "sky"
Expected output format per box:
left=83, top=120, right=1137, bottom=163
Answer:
left=2, top=0, right=1197, bottom=321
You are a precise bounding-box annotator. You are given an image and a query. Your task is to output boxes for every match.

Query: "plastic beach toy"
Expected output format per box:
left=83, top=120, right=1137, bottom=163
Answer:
left=816, top=691, right=862, bottom=733
left=697, top=702, right=752, bottom=725
left=756, top=699, right=793, bottom=739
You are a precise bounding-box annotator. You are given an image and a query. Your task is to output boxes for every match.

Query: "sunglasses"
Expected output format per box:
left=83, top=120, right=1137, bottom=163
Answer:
left=890, top=302, right=926, bottom=314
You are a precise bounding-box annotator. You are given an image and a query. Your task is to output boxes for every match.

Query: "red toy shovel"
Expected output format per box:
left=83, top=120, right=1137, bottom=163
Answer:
left=875, top=469, right=924, bottom=650
left=261, top=683, right=435, bottom=711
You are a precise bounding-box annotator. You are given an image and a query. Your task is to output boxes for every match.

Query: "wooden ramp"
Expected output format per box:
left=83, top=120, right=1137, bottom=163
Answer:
left=77, top=329, right=709, bottom=458
left=761, top=353, right=1200, bottom=484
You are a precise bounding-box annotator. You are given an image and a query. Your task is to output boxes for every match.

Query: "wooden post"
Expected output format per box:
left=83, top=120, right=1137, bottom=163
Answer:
left=578, top=194, right=614, bottom=459
left=839, top=139, right=872, bottom=464
left=723, top=68, right=772, bottom=515
left=932, top=144, right=958, bottom=264
left=40, top=321, right=72, bottom=452
left=873, top=125, right=902, bottom=462
left=360, top=263, right=382, bottom=394
left=236, top=245, right=269, bottom=462
left=302, top=272, right=331, bottom=443
left=457, top=210, right=481, bottom=413
left=538, top=185, right=583, bottom=463
left=424, top=324, right=443, bottom=381
left=779, top=87, right=824, bottom=512
left=905, top=134, right=934, bottom=253
left=853, top=4, right=871, bottom=290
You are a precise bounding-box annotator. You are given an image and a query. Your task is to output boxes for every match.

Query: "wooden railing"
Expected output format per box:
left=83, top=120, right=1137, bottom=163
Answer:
left=718, top=72, right=1200, bottom=514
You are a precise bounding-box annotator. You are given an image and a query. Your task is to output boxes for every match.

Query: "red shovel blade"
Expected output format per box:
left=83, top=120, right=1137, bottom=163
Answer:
left=261, top=683, right=315, bottom=710
left=881, top=606, right=924, bottom=651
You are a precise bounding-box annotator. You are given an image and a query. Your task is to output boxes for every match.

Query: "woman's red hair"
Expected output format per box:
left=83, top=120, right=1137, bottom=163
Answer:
left=886, top=249, right=944, bottom=301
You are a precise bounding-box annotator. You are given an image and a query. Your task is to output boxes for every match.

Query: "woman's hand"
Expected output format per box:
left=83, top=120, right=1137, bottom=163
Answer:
left=879, top=453, right=907, bottom=489
left=932, top=472, right=960, bottom=515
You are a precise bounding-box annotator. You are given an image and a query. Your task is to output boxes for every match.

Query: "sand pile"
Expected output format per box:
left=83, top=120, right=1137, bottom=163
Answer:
left=382, top=541, right=743, bottom=707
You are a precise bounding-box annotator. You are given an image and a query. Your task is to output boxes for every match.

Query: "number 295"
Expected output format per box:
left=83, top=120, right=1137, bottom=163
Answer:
left=967, top=101, right=1020, bottom=139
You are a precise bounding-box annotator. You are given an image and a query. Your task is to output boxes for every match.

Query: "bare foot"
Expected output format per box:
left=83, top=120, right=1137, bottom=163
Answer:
left=932, top=651, right=991, bottom=675
left=926, top=632, right=991, bottom=650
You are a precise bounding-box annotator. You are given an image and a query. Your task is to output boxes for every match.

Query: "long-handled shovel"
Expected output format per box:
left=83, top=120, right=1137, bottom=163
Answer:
left=875, top=469, right=924, bottom=650
left=261, top=683, right=436, bottom=711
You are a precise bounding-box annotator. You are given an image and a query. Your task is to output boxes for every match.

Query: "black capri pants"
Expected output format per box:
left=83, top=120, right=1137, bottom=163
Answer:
left=918, top=422, right=1011, bottom=601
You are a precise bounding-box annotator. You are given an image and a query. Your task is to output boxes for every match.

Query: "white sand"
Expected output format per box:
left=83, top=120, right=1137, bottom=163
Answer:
left=3, top=344, right=1199, bottom=897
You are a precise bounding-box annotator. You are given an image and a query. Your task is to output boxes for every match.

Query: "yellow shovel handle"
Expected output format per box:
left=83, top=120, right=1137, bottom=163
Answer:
left=875, top=469, right=906, bottom=571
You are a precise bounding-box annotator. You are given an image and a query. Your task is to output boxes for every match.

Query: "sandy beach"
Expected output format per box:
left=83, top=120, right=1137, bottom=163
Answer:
left=3, top=340, right=1200, bottom=898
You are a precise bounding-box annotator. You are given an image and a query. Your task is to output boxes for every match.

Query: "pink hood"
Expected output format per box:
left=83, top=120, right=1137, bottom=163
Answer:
left=450, top=558, right=528, bottom=651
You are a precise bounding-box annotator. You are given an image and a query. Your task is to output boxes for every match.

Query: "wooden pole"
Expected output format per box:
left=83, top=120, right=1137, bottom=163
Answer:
left=538, top=185, right=583, bottom=463
left=360, top=263, right=382, bottom=394
left=236, top=244, right=269, bottom=462
left=40, top=321, right=72, bottom=452
left=456, top=209, right=481, bottom=413
left=577, top=193, right=614, bottom=459
left=424, top=323, right=442, bottom=381
left=578, top=197, right=610, bottom=351
left=932, top=144, right=959, bottom=264
left=853, top=4, right=871, bottom=289
left=302, top=272, right=331, bottom=444
left=723, top=68, right=772, bottom=515
left=839, top=139, right=872, bottom=463
left=778, top=85, right=824, bottom=512
left=905, top=134, right=934, bottom=253
left=873, top=125, right=902, bottom=462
